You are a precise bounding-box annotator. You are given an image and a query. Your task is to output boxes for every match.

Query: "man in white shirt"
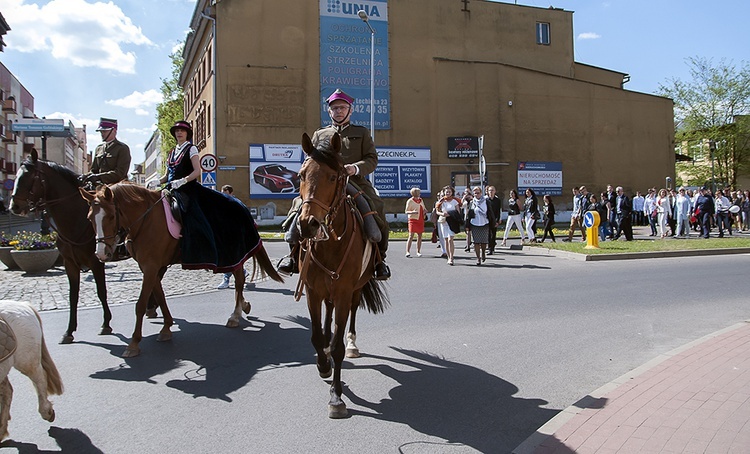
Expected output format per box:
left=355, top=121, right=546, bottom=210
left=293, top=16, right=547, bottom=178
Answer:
left=714, top=189, right=732, bottom=237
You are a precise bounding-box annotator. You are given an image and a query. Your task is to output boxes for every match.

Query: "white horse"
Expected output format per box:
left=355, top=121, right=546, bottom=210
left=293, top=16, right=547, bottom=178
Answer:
left=0, top=300, right=63, bottom=440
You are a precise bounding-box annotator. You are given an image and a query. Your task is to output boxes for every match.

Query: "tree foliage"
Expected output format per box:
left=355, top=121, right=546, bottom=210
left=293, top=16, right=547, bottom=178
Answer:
left=658, top=57, right=750, bottom=189
left=155, top=43, right=185, bottom=170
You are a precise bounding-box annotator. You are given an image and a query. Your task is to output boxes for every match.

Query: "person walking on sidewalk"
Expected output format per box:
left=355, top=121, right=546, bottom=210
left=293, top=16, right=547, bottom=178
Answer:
left=523, top=188, right=539, bottom=243
left=695, top=187, right=715, bottom=238
left=435, top=185, right=462, bottom=266
left=614, top=186, right=633, bottom=241
left=485, top=186, right=502, bottom=254
left=715, top=189, right=732, bottom=237
left=539, top=194, right=556, bottom=242
left=404, top=187, right=428, bottom=257
left=501, top=189, right=525, bottom=246
left=675, top=187, right=692, bottom=238
left=564, top=187, right=585, bottom=242
left=469, top=186, right=490, bottom=265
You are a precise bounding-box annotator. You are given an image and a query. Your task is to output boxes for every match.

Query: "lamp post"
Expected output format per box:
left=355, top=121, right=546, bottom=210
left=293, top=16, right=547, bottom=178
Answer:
left=357, top=10, right=376, bottom=143
left=709, top=140, right=716, bottom=193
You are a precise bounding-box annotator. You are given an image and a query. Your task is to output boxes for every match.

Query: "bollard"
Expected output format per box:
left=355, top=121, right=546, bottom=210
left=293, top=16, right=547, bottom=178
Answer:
left=583, top=211, right=600, bottom=249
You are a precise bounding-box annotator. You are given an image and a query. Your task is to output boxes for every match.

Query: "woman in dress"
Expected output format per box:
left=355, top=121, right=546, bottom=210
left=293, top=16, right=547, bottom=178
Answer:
left=404, top=187, right=428, bottom=257
left=655, top=188, right=670, bottom=238
left=435, top=185, right=462, bottom=265
left=146, top=120, right=261, bottom=272
left=540, top=194, right=556, bottom=242
left=501, top=189, right=525, bottom=246
left=523, top=188, right=539, bottom=243
left=461, top=187, right=474, bottom=252
left=469, top=186, right=490, bottom=265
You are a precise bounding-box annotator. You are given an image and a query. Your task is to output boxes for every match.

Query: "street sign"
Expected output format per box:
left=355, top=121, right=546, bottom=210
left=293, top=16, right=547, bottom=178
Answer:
left=3, top=179, right=14, bottom=191
left=201, top=171, right=216, bottom=187
left=200, top=153, right=218, bottom=172
left=11, top=118, right=65, bottom=132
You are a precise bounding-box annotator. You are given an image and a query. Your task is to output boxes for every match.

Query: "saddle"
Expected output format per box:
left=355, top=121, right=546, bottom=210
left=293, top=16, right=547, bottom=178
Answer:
left=0, top=317, right=17, bottom=363
left=346, top=183, right=381, bottom=243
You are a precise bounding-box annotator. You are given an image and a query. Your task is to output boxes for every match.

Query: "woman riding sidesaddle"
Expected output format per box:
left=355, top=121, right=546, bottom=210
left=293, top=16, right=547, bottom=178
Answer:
left=147, top=121, right=261, bottom=272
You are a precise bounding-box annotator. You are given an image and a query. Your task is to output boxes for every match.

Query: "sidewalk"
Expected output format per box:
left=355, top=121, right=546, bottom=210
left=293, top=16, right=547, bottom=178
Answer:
left=514, top=321, right=750, bottom=453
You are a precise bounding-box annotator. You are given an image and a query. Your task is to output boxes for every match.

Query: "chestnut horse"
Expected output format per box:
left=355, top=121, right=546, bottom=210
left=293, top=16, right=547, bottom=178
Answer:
left=10, top=149, right=113, bottom=344
left=80, top=183, right=283, bottom=357
left=296, top=132, right=389, bottom=418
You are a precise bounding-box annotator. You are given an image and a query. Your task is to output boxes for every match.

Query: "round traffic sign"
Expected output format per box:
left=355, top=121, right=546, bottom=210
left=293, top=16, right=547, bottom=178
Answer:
left=200, top=154, right=218, bottom=172
left=583, top=211, right=599, bottom=229
left=3, top=179, right=14, bottom=191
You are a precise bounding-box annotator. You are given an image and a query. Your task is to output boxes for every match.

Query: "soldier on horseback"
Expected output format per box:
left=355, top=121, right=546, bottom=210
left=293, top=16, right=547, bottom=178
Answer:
left=278, top=89, right=391, bottom=280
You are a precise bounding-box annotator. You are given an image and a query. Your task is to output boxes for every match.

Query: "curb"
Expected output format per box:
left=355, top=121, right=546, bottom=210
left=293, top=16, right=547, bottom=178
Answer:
left=511, top=320, right=750, bottom=454
left=536, top=247, right=750, bottom=261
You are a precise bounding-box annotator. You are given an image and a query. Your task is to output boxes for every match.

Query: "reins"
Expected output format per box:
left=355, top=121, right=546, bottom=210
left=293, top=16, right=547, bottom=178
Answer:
left=295, top=170, right=359, bottom=301
left=95, top=189, right=168, bottom=251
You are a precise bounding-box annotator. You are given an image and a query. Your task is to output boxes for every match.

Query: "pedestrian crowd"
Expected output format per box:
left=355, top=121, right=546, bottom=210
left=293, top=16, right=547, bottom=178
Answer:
left=404, top=183, right=750, bottom=267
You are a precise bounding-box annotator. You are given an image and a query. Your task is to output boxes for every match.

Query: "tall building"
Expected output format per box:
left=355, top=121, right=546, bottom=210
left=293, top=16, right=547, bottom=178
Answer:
left=0, top=61, right=35, bottom=201
left=180, top=0, right=674, bottom=215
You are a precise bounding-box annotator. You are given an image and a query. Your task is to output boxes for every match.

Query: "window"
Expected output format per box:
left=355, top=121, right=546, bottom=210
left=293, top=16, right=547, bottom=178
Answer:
left=536, top=22, right=550, bottom=45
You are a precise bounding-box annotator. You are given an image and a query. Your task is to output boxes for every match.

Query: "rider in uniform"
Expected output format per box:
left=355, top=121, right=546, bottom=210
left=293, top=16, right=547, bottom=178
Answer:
left=278, top=89, right=390, bottom=280
left=81, top=117, right=132, bottom=186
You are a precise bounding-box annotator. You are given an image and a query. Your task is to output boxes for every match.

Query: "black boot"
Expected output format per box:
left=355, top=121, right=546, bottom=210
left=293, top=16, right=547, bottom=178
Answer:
left=277, top=256, right=298, bottom=276
left=374, top=261, right=391, bottom=280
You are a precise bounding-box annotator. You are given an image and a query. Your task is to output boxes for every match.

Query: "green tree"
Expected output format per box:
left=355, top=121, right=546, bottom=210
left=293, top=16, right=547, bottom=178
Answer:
left=155, top=43, right=185, bottom=171
left=658, top=57, right=750, bottom=189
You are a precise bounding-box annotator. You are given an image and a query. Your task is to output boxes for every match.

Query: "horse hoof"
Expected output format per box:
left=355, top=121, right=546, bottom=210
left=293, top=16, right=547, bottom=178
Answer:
left=346, top=348, right=360, bottom=358
left=328, top=403, right=348, bottom=419
left=242, top=302, right=251, bottom=315
left=318, top=367, right=332, bottom=379
left=146, top=309, right=158, bottom=319
left=226, top=319, right=240, bottom=328
left=59, top=334, right=74, bottom=344
left=45, top=409, right=55, bottom=423
left=122, top=347, right=140, bottom=358
left=99, top=326, right=113, bottom=335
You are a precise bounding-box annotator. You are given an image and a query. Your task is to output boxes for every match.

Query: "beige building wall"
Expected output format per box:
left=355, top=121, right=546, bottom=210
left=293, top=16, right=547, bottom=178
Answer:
left=181, top=0, right=674, bottom=214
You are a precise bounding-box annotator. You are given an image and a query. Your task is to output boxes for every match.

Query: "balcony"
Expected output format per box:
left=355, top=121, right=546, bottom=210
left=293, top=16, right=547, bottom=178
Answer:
left=2, top=98, right=16, bottom=113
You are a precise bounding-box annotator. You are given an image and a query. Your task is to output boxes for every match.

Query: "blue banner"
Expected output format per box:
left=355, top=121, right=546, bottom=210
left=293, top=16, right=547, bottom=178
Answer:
left=320, top=0, right=390, bottom=130
left=374, top=147, right=431, bottom=197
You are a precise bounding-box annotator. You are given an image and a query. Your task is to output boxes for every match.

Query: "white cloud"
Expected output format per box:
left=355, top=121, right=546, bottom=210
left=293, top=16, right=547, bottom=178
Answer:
left=106, top=89, right=163, bottom=115
left=1, top=0, right=153, bottom=73
left=578, top=32, right=602, bottom=40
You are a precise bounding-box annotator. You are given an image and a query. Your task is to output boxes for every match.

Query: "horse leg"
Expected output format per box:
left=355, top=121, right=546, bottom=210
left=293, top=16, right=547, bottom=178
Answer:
left=0, top=375, right=12, bottom=440
left=19, top=358, right=55, bottom=423
left=328, top=293, right=351, bottom=419
left=346, top=297, right=361, bottom=358
left=227, top=268, right=248, bottom=328
left=152, top=280, right=173, bottom=343
left=323, top=299, right=333, bottom=349
left=146, top=293, right=159, bottom=319
left=61, top=261, right=81, bottom=344
left=125, top=271, right=161, bottom=357
left=307, top=291, right=331, bottom=379
left=91, top=260, right=113, bottom=335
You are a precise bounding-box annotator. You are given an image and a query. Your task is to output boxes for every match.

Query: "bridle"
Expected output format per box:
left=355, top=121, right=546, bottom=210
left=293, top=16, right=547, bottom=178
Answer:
left=297, top=159, right=349, bottom=242
left=92, top=189, right=167, bottom=255
left=294, top=160, right=360, bottom=300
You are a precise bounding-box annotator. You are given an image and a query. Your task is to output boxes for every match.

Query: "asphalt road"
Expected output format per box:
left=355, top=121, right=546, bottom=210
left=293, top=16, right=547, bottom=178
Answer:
left=2, top=242, right=750, bottom=453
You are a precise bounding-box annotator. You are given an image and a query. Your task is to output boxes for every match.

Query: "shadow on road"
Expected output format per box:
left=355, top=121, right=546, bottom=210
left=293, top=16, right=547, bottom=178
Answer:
left=1, top=426, right=104, bottom=453
left=84, top=316, right=312, bottom=402
left=344, top=347, right=560, bottom=453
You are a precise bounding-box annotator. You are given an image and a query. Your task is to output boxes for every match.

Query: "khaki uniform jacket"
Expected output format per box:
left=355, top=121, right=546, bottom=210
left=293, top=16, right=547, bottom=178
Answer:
left=311, top=123, right=378, bottom=190
left=91, top=139, right=131, bottom=184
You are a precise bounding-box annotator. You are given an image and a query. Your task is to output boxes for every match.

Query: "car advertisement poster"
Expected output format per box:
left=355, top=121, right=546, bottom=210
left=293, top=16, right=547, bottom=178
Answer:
left=249, top=144, right=304, bottom=199
left=517, top=161, right=563, bottom=196
left=249, top=143, right=432, bottom=199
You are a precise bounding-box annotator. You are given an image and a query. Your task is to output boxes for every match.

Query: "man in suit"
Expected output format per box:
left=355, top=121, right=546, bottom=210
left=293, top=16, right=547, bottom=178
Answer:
left=614, top=186, right=633, bottom=241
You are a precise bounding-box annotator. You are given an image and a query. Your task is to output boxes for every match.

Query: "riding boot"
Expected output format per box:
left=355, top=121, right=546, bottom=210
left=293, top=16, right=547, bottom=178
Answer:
left=374, top=234, right=391, bottom=280
left=277, top=244, right=299, bottom=276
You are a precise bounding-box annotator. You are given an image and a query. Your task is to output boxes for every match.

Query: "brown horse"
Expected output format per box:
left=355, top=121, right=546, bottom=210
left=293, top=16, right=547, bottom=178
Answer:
left=9, top=148, right=113, bottom=344
left=296, top=132, right=389, bottom=418
left=80, top=183, right=283, bottom=358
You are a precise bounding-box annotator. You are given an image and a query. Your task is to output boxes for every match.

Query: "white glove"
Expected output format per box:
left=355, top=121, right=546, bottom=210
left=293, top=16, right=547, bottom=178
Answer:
left=170, top=177, right=188, bottom=190
left=146, top=179, right=160, bottom=190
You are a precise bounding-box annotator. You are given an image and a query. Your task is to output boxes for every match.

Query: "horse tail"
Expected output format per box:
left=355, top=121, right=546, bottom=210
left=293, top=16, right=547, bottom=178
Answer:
left=360, top=278, right=389, bottom=314
left=32, top=308, right=64, bottom=396
left=250, top=244, right=285, bottom=283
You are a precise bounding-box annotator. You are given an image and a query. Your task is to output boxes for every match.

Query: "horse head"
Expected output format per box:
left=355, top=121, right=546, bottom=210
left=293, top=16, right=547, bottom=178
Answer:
left=298, top=132, right=345, bottom=240
left=80, top=186, right=118, bottom=261
left=10, top=148, right=44, bottom=216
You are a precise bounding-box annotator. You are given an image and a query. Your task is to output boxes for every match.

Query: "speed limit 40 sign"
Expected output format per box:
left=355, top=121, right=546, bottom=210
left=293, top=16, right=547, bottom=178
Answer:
left=200, top=153, right=218, bottom=172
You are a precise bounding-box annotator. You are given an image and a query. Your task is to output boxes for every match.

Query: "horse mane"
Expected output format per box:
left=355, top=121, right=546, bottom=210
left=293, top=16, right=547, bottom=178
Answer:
left=109, top=182, right=152, bottom=203
left=25, top=158, right=82, bottom=188
left=308, top=138, right=344, bottom=172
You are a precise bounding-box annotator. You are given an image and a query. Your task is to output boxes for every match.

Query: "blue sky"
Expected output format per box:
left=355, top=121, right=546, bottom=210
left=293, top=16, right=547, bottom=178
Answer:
left=0, top=0, right=747, bottom=169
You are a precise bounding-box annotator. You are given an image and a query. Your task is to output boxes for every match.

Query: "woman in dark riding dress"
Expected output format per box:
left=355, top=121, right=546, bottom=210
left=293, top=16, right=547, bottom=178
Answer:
left=147, top=120, right=261, bottom=272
